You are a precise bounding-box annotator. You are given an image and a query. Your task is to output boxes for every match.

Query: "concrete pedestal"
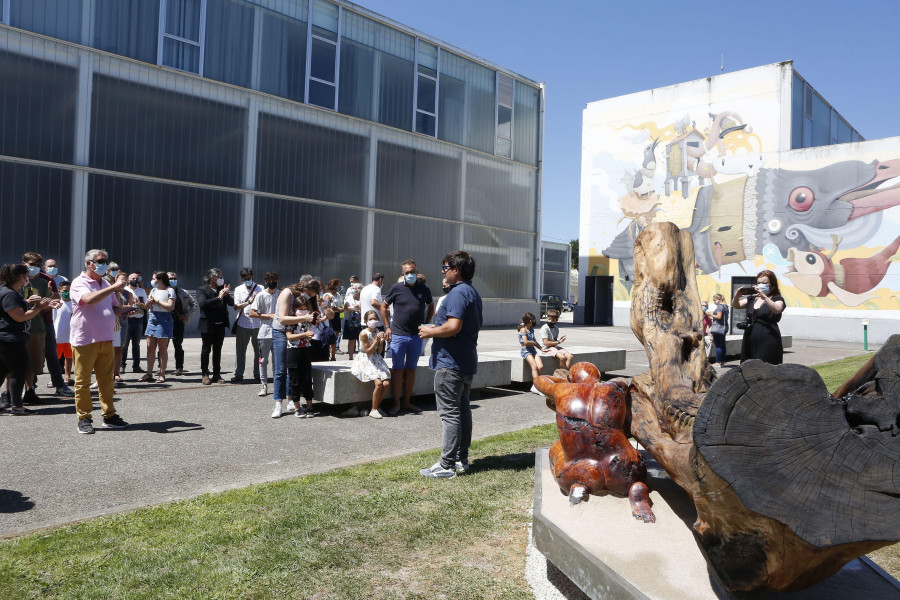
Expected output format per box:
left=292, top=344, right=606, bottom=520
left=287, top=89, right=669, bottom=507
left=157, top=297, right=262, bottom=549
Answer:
left=531, top=448, right=900, bottom=599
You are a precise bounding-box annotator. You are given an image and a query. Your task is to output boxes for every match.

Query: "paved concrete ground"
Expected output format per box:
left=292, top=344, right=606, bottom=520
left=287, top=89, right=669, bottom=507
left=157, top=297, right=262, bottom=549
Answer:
left=0, top=313, right=874, bottom=537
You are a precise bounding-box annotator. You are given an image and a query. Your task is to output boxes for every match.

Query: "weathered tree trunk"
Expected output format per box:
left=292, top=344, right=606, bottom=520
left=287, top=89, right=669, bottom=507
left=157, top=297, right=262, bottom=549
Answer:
left=628, top=221, right=900, bottom=592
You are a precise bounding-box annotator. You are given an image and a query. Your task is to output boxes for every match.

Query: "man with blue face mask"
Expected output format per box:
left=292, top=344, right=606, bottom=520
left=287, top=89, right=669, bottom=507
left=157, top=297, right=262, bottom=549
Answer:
left=381, top=259, right=434, bottom=415
left=19, top=251, right=66, bottom=403
left=231, top=267, right=261, bottom=383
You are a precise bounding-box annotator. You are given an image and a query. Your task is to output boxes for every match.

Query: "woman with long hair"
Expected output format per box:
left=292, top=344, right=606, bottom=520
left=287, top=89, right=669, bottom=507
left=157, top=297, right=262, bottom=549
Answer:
left=732, top=270, right=785, bottom=365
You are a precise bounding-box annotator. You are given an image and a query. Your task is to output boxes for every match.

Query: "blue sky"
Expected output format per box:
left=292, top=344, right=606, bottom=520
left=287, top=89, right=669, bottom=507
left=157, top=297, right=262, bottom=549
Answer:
left=361, top=0, right=900, bottom=247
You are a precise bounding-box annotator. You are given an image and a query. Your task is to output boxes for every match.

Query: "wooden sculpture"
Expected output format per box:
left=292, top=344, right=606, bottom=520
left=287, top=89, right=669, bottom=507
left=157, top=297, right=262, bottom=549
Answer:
left=534, top=363, right=655, bottom=523
left=627, top=221, right=900, bottom=592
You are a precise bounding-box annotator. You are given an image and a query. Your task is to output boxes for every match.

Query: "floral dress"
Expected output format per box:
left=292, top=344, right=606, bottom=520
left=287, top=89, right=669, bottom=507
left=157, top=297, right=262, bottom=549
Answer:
left=351, top=329, right=391, bottom=382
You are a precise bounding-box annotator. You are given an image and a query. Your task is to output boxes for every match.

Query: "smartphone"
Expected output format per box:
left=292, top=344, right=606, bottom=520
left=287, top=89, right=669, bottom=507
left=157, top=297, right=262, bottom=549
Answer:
left=740, top=287, right=756, bottom=296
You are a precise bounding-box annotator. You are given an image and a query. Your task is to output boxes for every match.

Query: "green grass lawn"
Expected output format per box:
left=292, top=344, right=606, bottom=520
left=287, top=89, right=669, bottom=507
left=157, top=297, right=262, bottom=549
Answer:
left=1, top=352, right=894, bottom=599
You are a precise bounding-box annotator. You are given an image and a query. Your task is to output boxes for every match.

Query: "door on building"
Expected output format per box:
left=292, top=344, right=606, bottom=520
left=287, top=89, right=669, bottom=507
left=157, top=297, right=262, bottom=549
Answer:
left=730, top=276, right=757, bottom=332
left=583, top=275, right=613, bottom=325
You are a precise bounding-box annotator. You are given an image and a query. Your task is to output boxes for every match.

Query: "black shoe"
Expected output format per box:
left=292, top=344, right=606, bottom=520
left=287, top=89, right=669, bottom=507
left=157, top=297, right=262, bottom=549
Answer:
left=100, top=414, right=129, bottom=429
left=77, top=418, right=95, bottom=434
left=229, top=376, right=244, bottom=384
left=0, top=390, right=10, bottom=410
left=10, top=406, right=34, bottom=416
left=132, top=366, right=145, bottom=373
left=22, top=388, right=39, bottom=405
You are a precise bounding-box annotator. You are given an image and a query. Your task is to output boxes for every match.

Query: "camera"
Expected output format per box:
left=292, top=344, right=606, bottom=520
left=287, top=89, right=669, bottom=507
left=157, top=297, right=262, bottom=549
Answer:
left=740, top=287, right=756, bottom=296
left=735, top=320, right=750, bottom=330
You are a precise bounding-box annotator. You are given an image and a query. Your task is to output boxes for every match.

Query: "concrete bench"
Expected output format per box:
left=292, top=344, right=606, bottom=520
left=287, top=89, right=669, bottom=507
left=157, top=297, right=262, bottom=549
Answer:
left=719, top=335, right=792, bottom=357
left=311, top=354, right=513, bottom=405
left=481, top=346, right=627, bottom=383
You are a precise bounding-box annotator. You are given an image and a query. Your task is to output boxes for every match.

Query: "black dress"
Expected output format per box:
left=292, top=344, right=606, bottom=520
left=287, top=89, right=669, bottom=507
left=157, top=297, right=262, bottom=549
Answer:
left=740, top=295, right=784, bottom=365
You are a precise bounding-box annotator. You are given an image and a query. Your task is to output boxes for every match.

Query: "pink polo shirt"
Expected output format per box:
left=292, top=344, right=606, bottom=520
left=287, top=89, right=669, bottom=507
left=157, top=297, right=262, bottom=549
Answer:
left=70, top=272, right=118, bottom=347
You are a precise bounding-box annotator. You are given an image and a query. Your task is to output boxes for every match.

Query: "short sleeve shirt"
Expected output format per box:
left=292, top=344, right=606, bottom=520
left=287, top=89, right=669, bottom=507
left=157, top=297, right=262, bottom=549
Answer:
left=234, top=283, right=262, bottom=328
left=0, top=286, right=30, bottom=343
left=70, top=272, right=118, bottom=347
left=122, top=287, right=147, bottom=318
left=539, top=323, right=558, bottom=344
left=251, top=289, right=279, bottom=339
left=429, top=281, right=483, bottom=375
left=21, top=275, right=49, bottom=334
left=359, top=283, right=384, bottom=325
left=383, top=282, right=433, bottom=337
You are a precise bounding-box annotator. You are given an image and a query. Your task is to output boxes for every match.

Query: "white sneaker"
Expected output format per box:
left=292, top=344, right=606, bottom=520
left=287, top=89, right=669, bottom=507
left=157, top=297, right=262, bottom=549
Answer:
left=530, top=384, right=542, bottom=395
left=270, top=401, right=282, bottom=418
left=258, top=384, right=268, bottom=397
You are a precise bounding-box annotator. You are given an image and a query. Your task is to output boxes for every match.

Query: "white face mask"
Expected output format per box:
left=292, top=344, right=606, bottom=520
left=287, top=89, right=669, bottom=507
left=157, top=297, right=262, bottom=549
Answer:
left=216, top=277, right=225, bottom=287
left=366, top=319, right=379, bottom=329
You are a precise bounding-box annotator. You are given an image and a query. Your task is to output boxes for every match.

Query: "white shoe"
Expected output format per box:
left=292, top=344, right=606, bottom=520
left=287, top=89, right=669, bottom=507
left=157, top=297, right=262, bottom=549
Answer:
left=270, top=401, right=282, bottom=418
left=258, top=384, right=268, bottom=397
left=90, top=381, right=99, bottom=390
left=530, top=384, right=542, bottom=395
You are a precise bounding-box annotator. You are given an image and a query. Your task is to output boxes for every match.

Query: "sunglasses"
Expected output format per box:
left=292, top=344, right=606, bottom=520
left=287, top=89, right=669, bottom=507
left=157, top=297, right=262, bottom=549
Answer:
left=93, top=259, right=109, bottom=265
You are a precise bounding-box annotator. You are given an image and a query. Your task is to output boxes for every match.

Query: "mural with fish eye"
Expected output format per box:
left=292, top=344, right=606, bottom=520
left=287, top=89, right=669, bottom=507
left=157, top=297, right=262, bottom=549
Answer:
left=582, top=92, right=900, bottom=312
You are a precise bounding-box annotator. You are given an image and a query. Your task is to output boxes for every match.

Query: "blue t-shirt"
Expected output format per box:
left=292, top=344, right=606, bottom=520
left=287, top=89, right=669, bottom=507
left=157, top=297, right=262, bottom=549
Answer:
left=429, top=281, right=482, bottom=375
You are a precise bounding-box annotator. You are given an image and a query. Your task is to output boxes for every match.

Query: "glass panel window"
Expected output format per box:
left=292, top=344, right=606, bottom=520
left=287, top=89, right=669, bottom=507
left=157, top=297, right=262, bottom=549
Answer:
left=513, top=81, right=539, bottom=166
left=417, top=40, right=437, bottom=76
left=204, top=0, right=254, bottom=89
left=94, top=0, right=160, bottom=64
left=308, top=79, right=336, bottom=109
left=10, top=0, right=83, bottom=44
left=438, top=52, right=494, bottom=153
left=259, top=6, right=308, bottom=102
left=497, top=105, right=512, bottom=139
left=791, top=73, right=804, bottom=149
left=310, top=37, right=337, bottom=82
left=163, top=37, right=201, bottom=73
left=166, top=0, right=202, bottom=40
left=417, top=76, right=436, bottom=114
left=415, top=112, right=436, bottom=137
left=811, top=92, right=830, bottom=147
left=311, top=0, right=338, bottom=41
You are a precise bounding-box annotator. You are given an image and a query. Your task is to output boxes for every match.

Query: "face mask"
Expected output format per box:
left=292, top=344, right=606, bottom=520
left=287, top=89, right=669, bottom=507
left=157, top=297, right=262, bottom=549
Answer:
left=94, top=263, right=109, bottom=276
left=404, top=273, right=417, bottom=285
left=170, top=279, right=178, bottom=287
left=27, top=265, right=40, bottom=277
left=129, top=280, right=139, bottom=287
left=266, top=281, right=277, bottom=290
left=245, top=280, right=254, bottom=288
left=46, top=267, right=58, bottom=276
left=366, top=319, right=379, bottom=329
left=137, top=276, right=142, bottom=282
left=757, top=284, right=770, bottom=294
left=109, top=270, right=119, bottom=278
left=61, top=291, right=71, bottom=301
left=216, top=278, right=225, bottom=287
left=339, top=286, right=345, bottom=293
left=441, top=286, right=451, bottom=294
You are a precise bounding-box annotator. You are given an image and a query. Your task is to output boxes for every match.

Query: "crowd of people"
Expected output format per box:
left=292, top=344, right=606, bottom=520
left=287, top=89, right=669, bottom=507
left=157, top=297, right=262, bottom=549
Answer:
left=1, top=248, right=485, bottom=477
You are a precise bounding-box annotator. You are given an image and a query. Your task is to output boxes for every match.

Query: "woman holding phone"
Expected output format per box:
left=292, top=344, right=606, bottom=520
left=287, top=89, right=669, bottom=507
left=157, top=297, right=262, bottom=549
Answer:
left=732, top=270, right=785, bottom=365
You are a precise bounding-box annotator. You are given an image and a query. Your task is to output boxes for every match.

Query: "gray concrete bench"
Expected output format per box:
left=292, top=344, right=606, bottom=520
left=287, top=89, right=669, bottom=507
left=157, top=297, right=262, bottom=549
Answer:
left=311, top=354, right=513, bottom=405
left=481, top=346, right=627, bottom=383
left=719, top=335, right=792, bottom=357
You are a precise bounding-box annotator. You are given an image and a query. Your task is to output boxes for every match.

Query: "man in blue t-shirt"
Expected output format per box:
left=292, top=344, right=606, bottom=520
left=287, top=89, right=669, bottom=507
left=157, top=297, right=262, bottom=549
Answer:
left=381, top=259, right=434, bottom=415
left=418, top=250, right=482, bottom=478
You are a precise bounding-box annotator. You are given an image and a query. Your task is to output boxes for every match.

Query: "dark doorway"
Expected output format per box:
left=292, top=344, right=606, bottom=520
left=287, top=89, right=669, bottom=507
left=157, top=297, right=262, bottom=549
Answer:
left=584, top=275, right=614, bottom=325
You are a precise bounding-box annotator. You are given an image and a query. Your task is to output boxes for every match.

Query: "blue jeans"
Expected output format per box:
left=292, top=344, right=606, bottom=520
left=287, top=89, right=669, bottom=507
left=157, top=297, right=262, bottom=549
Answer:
left=712, top=332, right=727, bottom=363
left=272, top=329, right=289, bottom=401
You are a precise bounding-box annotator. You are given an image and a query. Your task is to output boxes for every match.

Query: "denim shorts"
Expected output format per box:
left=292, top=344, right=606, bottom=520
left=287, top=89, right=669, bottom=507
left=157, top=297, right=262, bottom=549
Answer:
left=390, top=334, right=422, bottom=369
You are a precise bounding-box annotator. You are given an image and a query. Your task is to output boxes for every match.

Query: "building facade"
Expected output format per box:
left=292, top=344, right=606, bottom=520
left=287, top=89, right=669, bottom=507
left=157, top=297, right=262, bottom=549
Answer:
left=540, top=240, right=570, bottom=302
left=578, top=62, right=900, bottom=343
left=0, top=0, right=543, bottom=324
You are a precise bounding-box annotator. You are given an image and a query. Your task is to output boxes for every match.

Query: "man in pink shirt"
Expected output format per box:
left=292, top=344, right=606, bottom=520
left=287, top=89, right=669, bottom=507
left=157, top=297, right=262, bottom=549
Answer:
left=70, top=249, right=133, bottom=434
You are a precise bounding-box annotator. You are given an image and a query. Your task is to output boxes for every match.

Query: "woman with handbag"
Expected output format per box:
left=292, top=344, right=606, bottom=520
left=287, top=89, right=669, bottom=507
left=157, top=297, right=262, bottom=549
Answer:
left=707, top=293, right=729, bottom=367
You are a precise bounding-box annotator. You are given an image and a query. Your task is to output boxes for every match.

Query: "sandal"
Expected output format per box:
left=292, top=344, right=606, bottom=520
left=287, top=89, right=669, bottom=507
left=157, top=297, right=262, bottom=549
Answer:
left=155, top=376, right=166, bottom=383
left=138, top=374, right=152, bottom=383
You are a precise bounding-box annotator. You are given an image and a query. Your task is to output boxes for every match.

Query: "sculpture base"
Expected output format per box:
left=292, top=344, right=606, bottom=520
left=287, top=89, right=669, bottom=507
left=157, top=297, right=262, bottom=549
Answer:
left=531, top=447, right=900, bottom=599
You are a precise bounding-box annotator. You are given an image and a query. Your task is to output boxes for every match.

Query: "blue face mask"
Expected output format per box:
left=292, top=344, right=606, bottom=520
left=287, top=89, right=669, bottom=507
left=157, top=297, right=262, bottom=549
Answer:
left=94, top=263, right=109, bottom=276
left=170, top=279, right=178, bottom=287
left=757, top=283, right=770, bottom=294
left=404, top=273, right=417, bottom=285
left=245, top=280, right=255, bottom=288
left=26, top=265, right=40, bottom=277
left=108, top=270, right=119, bottom=278
left=45, top=266, right=59, bottom=276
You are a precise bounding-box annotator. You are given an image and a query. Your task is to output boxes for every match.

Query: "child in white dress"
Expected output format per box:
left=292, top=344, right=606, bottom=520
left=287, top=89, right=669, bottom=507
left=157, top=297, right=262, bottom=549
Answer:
left=351, top=310, right=391, bottom=419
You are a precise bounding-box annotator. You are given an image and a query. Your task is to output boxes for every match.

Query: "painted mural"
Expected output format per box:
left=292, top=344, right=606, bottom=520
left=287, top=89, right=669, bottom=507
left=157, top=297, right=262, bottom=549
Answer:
left=583, top=109, right=900, bottom=311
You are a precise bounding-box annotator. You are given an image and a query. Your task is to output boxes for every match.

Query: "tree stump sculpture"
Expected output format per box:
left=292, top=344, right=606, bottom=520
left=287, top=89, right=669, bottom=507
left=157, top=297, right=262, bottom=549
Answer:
left=627, top=221, right=900, bottom=592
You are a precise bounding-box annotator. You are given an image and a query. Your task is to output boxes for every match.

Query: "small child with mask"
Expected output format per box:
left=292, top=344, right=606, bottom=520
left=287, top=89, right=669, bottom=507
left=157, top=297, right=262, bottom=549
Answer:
left=53, top=281, right=74, bottom=384
left=350, top=310, right=391, bottom=419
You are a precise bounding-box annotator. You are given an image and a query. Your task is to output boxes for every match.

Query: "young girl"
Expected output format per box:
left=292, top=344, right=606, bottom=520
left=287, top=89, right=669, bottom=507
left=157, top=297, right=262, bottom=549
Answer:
left=140, top=271, right=175, bottom=383
left=351, top=310, right=391, bottom=419
left=53, top=281, right=74, bottom=385
left=518, top=312, right=543, bottom=391
left=285, top=285, right=318, bottom=418
left=540, top=309, right=573, bottom=370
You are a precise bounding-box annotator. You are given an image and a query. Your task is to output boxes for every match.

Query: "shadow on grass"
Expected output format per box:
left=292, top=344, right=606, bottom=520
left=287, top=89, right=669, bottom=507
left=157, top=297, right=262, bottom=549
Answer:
left=0, top=489, right=36, bottom=513
left=471, top=452, right=536, bottom=473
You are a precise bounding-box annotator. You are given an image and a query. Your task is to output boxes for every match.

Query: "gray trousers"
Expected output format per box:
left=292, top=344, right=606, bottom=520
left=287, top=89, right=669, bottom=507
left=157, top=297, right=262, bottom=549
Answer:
left=234, top=325, right=260, bottom=379
left=258, top=337, right=273, bottom=383
left=434, top=368, right=473, bottom=469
